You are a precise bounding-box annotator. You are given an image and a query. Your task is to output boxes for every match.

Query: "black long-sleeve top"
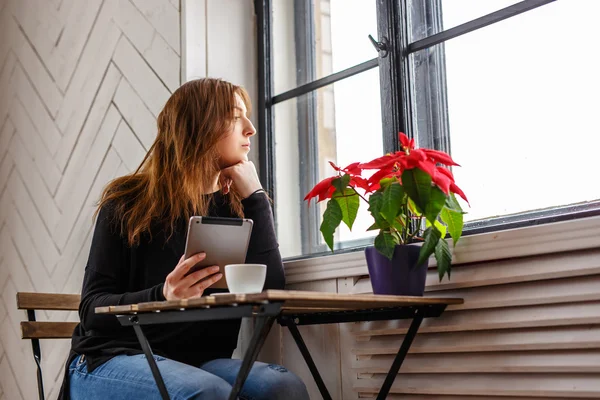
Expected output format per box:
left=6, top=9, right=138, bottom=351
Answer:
left=58, top=191, right=285, bottom=399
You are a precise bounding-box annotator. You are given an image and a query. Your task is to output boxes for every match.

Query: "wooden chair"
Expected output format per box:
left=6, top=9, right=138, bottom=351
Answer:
left=16, top=292, right=80, bottom=400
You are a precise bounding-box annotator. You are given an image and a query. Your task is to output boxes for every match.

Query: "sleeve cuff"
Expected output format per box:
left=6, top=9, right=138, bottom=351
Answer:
left=155, top=283, right=167, bottom=301
left=241, top=190, right=269, bottom=207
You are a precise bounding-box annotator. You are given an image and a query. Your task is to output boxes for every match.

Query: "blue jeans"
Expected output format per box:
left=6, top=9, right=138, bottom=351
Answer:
left=69, top=354, right=309, bottom=400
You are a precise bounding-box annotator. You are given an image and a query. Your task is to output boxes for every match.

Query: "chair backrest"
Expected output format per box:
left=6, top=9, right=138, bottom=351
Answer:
left=16, top=292, right=80, bottom=338
left=16, top=292, right=81, bottom=400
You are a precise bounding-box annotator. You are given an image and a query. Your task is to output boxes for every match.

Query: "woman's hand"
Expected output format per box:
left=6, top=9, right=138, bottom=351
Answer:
left=163, top=253, right=222, bottom=300
left=220, top=160, right=263, bottom=198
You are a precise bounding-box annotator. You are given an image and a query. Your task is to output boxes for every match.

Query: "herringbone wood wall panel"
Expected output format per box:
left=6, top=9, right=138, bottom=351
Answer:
left=0, top=0, right=181, bottom=398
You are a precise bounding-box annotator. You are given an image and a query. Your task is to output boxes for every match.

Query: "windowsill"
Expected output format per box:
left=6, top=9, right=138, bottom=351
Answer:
left=283, top=215, right=600, bottom=284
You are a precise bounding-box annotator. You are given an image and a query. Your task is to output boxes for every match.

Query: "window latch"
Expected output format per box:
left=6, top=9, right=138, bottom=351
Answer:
left=368, top=34, right=389, bottom=58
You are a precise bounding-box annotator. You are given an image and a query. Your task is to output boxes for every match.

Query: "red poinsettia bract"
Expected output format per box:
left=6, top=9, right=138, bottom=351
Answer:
left=305, top=133, right=468, bottom=204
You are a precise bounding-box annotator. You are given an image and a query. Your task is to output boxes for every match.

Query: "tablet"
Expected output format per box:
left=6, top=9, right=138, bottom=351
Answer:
left=183, top=216, right=253, bottom=289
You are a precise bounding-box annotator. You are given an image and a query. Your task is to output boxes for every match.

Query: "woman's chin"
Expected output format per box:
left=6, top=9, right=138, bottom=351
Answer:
left=220, top=156, right=248, bottom=169
left=236, top=153, right=249, bottom=163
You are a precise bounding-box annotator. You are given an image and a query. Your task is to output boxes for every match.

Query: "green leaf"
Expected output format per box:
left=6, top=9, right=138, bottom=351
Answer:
left=402, top=169, right=432, bottom=214
left=366, top=221, right=380, bottom=231
left=434, top=239, right=452, bottom=281
left=425, top=186, right=446, bottom=224
left=393, top=214, right=406, bottom=231
left=367, top=220, right=391, bottom=232
left=368, top=191, right=385, bottom=225
left=417, top=226, right=441, bottom=266
left=333, top=188, right=360, bottom=230
left=445, top=192, right=463, bottom=212
left=374, top=231, right=396, bottom=260
left=381, top=182, right=405, bottom=225
left=320, top=199, right=343, bottom=251
left=426, top=218, right=447, bottom=239
left=332, top=174, right=351, bottom=193
left=435, top=219, right=447, bottom=239
left=407, top=198, right=422, bottom=216
left=440, top=207, right=464, bottom=246
left=379, top=177, right=397, bottom=189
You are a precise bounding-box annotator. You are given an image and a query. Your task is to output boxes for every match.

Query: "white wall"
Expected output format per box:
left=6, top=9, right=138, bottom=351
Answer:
left=183, top=0, right=260, bottom=164
left=0, top=0, right=182, bottom=398
left=0, top=0, right=265, bottom=398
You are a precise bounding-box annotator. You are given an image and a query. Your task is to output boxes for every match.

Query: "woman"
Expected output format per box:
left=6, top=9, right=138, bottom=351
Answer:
left=59, top=78, right=309, bottom=400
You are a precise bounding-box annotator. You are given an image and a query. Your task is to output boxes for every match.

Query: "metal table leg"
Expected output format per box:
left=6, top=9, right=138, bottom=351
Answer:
left=282, top=319, right=332, bottom=400
left=130, top=316, right=171, bottom=400
left=228, top=314, right=277, bottom=400
left=376, top=308, right=424, bottom=400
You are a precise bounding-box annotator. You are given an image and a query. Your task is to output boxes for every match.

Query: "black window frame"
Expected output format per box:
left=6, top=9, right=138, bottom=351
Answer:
left=255, top=0, right=600, bottom=260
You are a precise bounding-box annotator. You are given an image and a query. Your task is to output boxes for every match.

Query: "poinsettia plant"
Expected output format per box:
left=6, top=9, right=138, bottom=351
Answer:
left=304, top=133, right=468, bottom=281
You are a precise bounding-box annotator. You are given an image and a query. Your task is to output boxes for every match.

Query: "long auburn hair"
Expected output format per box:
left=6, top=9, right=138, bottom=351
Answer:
left=95, top=78, right=251, bottom=247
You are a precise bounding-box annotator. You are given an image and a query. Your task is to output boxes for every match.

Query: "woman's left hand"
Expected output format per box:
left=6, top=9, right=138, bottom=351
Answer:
left=220, top=160, right=263, bottom=198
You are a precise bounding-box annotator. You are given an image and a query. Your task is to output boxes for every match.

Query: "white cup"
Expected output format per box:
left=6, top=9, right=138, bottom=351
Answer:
left=224, top=264, right=267, bottom=294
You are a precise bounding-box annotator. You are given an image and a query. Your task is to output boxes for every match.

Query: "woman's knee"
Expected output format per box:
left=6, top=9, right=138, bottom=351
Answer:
left=174, top=373, right=232, bottom=400
left=252, top=363, right=309, bottom=400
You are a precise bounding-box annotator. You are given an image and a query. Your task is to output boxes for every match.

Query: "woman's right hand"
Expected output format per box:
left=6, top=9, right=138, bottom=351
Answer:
left=163, top=252, right=223, bottom=300
left=219, top=160, right=263, bottom=198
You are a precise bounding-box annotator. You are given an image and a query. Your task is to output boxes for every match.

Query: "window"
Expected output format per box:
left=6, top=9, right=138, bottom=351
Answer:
left=256, top=0, right=600, bottom=259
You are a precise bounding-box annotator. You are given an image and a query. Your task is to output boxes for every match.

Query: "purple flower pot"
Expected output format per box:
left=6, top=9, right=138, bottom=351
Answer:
left=365, top=244, right=428, bottom=296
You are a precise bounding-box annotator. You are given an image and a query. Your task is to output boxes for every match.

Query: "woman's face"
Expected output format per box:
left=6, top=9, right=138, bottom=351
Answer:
left=217, top=94, right=256, bottom=168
